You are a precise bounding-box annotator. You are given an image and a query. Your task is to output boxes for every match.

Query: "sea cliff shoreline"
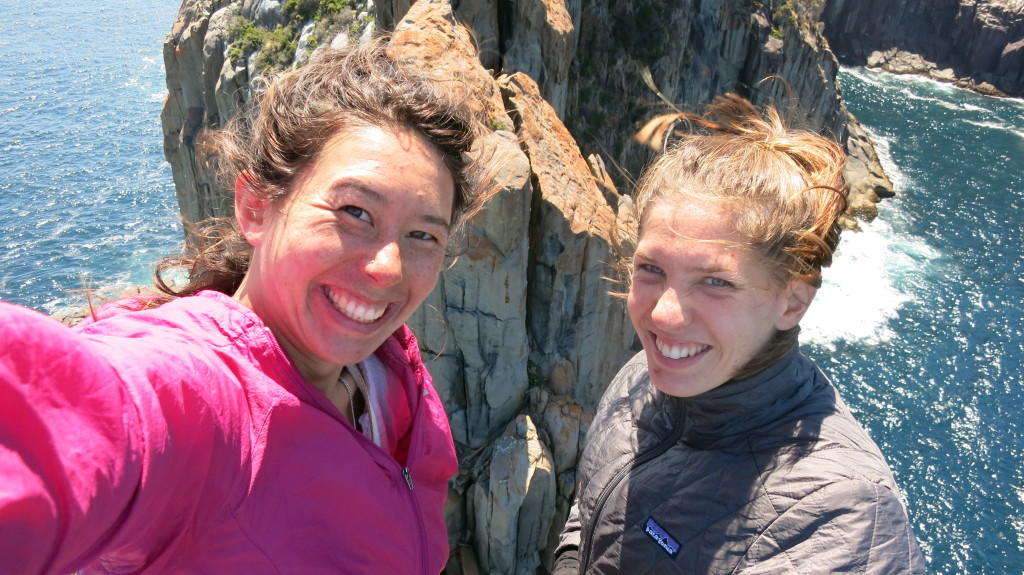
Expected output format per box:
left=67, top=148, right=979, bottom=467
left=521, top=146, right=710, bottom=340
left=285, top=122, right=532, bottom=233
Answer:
left=156, top=1, right=1024, bottom=573
left=821, top=0, right=1024, bottom=98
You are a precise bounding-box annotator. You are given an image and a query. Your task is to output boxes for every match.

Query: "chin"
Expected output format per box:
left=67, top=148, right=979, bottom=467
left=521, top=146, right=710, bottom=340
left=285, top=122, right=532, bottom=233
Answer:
left=649, top=374, right=697, bottom=398
left=647, top=366, right=728, bottom=398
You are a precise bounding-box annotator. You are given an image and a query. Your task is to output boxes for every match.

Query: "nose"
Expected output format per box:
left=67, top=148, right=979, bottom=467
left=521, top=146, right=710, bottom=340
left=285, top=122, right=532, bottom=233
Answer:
left=651, top=287, right=691, bottom=329
left=364, top=241, right=403, bottom=287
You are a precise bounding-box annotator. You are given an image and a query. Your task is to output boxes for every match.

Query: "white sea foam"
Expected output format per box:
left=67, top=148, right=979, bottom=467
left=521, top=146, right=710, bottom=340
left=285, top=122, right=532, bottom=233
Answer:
left=898, top=86, right=953, bottom=108
left=963, top=119, right=1024, bottom=141
left=842, top=67, right=884, bottom=88
left=860, top=125, right=913, bottom=195
left=960, top=103, right=989, bottom=114
left=801, top=216, right=918, bottom=349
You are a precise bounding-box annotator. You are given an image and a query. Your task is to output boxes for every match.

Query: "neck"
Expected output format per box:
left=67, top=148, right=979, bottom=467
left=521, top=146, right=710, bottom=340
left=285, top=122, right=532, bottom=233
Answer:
left=675, top=349, right=812, bottom=446
left=331, top=366, right=366, bottom=429
left=233, top=279, right=344, bottom=390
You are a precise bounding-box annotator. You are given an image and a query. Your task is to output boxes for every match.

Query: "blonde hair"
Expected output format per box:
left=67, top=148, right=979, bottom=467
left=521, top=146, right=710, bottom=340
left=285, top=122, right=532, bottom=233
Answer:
left=629, top=93, right=848, bottom=378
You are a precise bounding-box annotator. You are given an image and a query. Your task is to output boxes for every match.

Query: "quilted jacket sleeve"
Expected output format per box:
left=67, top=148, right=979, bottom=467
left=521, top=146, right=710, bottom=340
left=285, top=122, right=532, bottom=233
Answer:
left=738, top=479, right=926, bottom=574
left=552, top=498, right=582, bottom=574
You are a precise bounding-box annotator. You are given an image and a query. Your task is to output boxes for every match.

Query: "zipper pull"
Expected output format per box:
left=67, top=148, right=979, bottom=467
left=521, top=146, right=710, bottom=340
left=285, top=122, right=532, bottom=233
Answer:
left=402, top=467, right=414, bottom=491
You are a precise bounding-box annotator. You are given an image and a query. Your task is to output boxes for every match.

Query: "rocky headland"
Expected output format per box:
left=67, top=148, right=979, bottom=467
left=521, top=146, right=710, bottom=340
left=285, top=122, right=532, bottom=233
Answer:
left=821, top=0, right=1024, bottom=97
left=158, top=0, right=1020, bottom=572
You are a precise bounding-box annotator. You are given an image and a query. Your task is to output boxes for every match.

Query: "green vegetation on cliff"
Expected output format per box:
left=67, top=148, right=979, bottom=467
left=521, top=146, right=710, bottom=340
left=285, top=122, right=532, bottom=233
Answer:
left=228, top=0, right=357, bottom=71
left=773, top=0, right=827, bottom=30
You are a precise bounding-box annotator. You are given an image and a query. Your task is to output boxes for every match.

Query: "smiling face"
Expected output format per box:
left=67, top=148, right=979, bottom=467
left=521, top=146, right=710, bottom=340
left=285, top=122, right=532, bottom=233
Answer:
left=232, top=124, right=454, bottom=387
left=627, top=198, right=813, bottom=397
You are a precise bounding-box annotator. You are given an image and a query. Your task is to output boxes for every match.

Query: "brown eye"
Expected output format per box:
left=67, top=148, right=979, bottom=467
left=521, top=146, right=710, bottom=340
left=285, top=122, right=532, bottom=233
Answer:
left=342, top=205, right=371, bottom=223
left=409, top=230, right=437, bottom=242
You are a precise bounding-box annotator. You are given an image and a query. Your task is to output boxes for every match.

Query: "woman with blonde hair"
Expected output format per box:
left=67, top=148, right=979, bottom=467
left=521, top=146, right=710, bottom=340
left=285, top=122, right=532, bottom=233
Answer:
left=554, top=94, right=925, bottom=574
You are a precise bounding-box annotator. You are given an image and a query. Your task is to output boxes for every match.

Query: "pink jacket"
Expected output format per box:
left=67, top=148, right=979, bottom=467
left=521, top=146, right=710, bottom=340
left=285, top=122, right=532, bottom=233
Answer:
left=0, top=291, right=458, bottom=574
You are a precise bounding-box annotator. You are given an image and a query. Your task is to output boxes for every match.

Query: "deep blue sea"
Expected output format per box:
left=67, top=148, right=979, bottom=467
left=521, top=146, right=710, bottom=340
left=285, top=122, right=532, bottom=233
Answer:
left=1, top=2, right=1023, bottom=573
left=0, top=0, right=183, bottom=315
left=801, top=69, right=1024, bottom=573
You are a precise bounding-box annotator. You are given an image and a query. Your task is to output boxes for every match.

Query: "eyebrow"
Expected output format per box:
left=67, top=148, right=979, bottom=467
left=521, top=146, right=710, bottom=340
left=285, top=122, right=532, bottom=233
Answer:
left=334, top=181, right=451, bottom=229
left=695, top=263, right=732, bottom=274
left=634, top=249, right=735, bottom=276
left=421, top=212, right=452, bottom=230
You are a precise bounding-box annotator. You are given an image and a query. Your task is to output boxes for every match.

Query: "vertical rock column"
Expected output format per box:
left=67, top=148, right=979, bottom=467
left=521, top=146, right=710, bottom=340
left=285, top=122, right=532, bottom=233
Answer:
left=390, top=2, right=634, bottom=573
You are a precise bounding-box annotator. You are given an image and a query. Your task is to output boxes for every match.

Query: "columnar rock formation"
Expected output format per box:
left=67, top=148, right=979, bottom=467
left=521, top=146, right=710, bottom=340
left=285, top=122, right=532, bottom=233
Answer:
left=387, top=7, right=635, bottom=571
left=160, top=0, right=891, bottom=572
left=377, top=0, right=891, bottom=223
left=822, top=0, right=1024, bottom=97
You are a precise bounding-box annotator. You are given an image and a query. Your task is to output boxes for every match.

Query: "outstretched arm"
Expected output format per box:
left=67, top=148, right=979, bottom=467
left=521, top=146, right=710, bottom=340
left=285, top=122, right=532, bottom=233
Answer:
left=0, top=301, right=248, bottom=574
left=0, top=303, right=145, bottom=574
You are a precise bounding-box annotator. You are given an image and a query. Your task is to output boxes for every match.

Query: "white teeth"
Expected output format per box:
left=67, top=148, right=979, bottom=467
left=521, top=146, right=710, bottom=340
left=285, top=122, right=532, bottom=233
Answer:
left=325, top=287, right=386, bottom=324
left=655, top=339, right=708, bottom=360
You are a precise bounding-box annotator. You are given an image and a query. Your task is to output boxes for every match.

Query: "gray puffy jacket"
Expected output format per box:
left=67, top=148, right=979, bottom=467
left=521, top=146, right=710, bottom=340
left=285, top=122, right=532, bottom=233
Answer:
left=555, top=348, right=925, bottom=574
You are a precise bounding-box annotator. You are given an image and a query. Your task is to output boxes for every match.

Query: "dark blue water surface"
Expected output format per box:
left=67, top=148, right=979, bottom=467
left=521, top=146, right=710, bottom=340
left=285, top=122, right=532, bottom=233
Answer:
left=1, top=2, right=1023, bottom=573
left=802, top=69, right=1024, bottom=574
left=0, top=0, right=183, bottom=315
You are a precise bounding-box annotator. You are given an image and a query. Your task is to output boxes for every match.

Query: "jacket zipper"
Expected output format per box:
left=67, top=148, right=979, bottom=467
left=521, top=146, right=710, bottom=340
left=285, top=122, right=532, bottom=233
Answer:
left=342, top=423, right=430, bottom=573
left=400, top=465, right=430, bottom=575
left=579, top=399, right=685, bottom=571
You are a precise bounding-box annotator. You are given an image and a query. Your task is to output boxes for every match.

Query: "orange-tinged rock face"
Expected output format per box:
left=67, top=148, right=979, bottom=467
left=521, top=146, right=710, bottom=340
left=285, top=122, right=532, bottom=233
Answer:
left=389, top=0, right=511, bottom=131
left=500, top=71, right=617, bottom=238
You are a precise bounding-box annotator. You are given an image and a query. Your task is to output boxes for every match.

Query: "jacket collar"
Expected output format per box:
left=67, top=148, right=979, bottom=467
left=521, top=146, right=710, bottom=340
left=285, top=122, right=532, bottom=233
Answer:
left=662, top=347, right=818, bottom=448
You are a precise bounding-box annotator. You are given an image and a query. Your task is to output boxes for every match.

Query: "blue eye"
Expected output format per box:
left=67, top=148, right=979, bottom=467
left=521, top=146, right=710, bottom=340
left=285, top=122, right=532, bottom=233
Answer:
left=636, top=263, right=665, bottom=275
left=343, top=205, right=371, bottom=223
left=703, top=276, right=733, bottom=288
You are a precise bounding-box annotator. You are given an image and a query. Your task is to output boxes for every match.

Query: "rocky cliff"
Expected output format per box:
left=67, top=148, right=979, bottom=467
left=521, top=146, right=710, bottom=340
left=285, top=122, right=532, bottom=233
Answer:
left=161, top=0, right=890, bottom=572
left=821, top=0, right=1024, bottom=97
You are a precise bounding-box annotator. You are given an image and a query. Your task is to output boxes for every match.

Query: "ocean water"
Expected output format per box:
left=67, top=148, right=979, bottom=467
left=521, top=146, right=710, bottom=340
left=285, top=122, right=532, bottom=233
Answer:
left=801, top=68, right=1024, bottom=573
left=0, top=0, right=183, bottom=315
left=1, top=2, right=1023, bottom=574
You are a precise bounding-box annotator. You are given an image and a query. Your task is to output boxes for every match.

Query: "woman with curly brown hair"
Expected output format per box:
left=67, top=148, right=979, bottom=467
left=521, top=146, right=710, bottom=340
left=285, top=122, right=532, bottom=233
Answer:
left=0, top=38, right=489, bottom=574
left=554, top=94, right=925, bottom=574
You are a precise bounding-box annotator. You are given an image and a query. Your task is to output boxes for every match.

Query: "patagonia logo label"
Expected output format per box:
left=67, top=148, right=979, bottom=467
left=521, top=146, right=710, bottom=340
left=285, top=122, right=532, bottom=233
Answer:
left=644, top=517, right=680, bottom=557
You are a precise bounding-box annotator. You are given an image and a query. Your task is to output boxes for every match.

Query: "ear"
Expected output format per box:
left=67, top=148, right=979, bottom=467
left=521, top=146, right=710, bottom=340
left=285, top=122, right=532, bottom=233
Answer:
left=234, top=171, right=269, bottom=247
left=775, top=280, right=817, bottom=331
